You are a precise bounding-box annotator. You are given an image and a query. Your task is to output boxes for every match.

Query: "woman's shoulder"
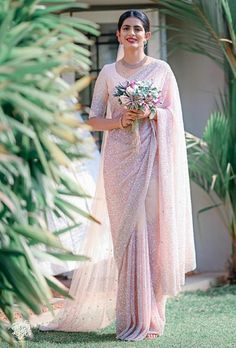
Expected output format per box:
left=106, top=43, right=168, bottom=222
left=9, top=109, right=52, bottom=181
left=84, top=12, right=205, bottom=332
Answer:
left=100, top=62, right=116, bottom=73
left=147, top=56, right=172, bottom=72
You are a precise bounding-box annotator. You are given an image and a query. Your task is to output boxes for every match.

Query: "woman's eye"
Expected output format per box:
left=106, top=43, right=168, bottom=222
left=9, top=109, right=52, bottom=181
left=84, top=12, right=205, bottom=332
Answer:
left=122, top=27, right=142, bottom=31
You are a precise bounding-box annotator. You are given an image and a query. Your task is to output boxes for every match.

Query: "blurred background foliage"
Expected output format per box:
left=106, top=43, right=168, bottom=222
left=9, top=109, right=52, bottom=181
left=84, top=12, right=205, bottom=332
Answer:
left=0, top=0, right=99, bottom=345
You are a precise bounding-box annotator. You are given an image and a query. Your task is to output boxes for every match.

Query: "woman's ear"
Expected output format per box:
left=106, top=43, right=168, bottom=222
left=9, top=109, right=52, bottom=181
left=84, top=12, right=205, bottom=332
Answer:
left=116, top=30, right=121, bottom=43
left=145, top=31, right=152, bottom=42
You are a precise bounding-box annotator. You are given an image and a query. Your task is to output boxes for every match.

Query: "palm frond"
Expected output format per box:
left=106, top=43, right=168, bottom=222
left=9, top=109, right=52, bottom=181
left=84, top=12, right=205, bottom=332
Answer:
left=154, top=0, right=236, bottom=76
left=186, top=112, right=231, bottom=199
left=0, top=0, right=100, bottom=344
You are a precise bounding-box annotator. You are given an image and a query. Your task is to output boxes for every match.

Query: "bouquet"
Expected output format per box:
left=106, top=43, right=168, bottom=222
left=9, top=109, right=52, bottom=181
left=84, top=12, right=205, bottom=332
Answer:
left=113, top=80, right=161, bottom=148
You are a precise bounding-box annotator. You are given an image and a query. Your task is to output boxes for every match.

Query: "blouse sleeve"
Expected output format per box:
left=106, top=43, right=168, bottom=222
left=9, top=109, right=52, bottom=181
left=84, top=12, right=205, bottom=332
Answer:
left=89, top=65, right=109, bottom=119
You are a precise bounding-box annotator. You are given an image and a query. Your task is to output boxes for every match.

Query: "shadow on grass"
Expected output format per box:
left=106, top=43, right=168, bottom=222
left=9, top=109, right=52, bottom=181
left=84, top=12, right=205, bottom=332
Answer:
left=32, top=329, right=117, bottom=345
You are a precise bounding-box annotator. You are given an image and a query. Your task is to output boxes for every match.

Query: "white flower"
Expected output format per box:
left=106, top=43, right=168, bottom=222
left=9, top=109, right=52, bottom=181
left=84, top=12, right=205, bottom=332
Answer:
left=11, top=320, right=32, bottom=341
left=126, top=86, right=136, bottom=96
left=119, top=95, right=131, bottom=106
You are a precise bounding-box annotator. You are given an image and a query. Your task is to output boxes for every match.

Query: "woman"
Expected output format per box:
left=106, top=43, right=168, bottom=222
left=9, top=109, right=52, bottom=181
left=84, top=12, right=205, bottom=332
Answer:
left=40, top=9, right=196, bottom=341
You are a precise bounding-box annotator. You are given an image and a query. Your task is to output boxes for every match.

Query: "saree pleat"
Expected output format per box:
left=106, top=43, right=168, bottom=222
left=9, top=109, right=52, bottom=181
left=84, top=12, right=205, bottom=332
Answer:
left=115, top=142, right=167, bottom=341
left=103, top=121, right=157, bottom=273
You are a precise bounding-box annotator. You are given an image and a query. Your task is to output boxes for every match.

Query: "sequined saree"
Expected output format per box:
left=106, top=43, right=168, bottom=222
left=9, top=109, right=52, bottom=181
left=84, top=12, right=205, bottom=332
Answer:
left=41, top=58, right=196, bottom=341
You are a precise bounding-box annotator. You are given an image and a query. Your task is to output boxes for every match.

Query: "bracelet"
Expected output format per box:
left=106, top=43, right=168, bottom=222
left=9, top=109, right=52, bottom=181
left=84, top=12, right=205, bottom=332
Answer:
left=119, top=117, right=125, bottom=129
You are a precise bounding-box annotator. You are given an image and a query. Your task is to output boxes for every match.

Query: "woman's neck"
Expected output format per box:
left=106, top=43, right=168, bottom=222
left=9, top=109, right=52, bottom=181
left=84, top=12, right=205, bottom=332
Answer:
left=123, top=49, right=146, bottom=65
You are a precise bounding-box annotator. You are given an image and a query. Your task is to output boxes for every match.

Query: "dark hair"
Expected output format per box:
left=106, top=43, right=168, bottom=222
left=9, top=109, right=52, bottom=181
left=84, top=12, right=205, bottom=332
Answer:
left=117, top=10, right=150, bottom=32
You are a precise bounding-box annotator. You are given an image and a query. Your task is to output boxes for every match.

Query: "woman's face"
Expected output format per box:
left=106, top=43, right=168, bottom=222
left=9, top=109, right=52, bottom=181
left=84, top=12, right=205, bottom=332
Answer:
left=116, top=17, right=151, bottom=49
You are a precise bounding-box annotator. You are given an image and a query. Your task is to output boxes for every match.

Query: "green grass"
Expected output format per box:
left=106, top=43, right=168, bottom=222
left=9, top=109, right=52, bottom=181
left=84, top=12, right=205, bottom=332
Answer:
left=2, top=285, right=236, bottom=348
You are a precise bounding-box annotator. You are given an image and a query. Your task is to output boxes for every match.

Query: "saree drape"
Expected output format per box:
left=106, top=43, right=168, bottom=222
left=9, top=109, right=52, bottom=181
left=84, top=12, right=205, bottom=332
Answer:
left=41, top=57, right=196, bottom=341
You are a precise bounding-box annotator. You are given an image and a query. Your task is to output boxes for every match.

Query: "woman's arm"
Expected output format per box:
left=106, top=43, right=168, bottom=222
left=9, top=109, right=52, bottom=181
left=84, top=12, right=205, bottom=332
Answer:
left=86, top=117, right=121, bottom=131
left=87, top=110, right=137, bottom=131
left=87, top=66, right=136, bottom=131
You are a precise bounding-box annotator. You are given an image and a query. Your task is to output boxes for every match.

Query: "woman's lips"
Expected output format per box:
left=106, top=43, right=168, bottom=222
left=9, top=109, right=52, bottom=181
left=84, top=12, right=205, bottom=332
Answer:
left=126, top=38, right=137, bottom=43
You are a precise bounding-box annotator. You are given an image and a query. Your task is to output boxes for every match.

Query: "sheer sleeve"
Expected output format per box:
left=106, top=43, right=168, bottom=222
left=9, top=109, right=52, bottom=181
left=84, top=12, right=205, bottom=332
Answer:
left=89, top=65, right=109, bottom=119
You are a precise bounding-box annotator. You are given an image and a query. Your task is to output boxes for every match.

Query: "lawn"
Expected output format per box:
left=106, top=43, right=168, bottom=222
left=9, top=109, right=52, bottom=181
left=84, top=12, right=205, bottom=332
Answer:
left=2, top=285, right=236, bottom=348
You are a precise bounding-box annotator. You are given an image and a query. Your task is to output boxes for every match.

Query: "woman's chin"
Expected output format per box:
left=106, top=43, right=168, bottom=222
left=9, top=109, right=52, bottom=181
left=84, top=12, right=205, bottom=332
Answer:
left=124, top=43, right=139, bottom=49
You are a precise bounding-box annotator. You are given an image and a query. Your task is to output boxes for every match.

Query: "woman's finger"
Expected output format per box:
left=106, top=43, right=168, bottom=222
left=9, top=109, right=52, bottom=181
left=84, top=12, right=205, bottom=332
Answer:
left=126, top=115, right=135, bottom=121
left=127, top=110, right=138, bottom=116
left=127, top=115, right=136, bottom=121
left=136, top=114, right=146, bottom=119
left=130, top=110, right=143, bottom=115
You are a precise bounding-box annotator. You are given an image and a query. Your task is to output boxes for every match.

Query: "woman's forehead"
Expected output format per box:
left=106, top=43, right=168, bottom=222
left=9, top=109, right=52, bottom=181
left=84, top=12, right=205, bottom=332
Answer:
left=122, top=17, right=144, bottom=27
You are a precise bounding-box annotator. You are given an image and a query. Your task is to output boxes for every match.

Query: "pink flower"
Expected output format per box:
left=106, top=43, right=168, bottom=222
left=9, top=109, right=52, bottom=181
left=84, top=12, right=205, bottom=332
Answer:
left=129, top=80, right=136, bottom=88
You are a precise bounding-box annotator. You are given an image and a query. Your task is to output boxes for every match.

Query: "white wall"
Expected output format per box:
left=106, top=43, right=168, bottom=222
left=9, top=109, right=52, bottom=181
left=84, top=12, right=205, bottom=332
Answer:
left=167, top=18, right=231, bottom=272
left=169, top=49, right=226, bottom=137
left=190, top=183, right=231, bottom=272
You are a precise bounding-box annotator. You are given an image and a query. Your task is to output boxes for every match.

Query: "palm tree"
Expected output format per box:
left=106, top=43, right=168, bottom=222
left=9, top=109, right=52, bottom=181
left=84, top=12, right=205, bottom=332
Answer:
left=0, top=0, right=99, bottom=344
left=153, top=0, right=236, bottom=282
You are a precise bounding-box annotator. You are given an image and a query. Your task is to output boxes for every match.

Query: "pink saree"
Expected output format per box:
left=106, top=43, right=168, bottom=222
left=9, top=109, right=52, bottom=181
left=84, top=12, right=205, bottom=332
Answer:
left=41, top=58, right=196, bottom=341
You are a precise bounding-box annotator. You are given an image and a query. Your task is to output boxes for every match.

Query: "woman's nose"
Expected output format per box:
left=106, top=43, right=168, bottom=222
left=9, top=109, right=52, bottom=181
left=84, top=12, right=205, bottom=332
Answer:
left=129, top=27, right=135, bottom=35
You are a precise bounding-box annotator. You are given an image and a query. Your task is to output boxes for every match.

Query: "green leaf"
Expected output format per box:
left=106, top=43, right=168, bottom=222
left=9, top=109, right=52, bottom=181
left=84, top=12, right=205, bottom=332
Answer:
left=32, top=248, right=65, bottom=265
left=53, top=222, right=82, bottom=236
left=9, top=61, right=60, bottom=77
left=0, top=258, right=42, bottom=314
left=49, top=251, right=90, bottom=262
left=45, top=275, right=72, bottom=298
left=40, top=134, right=72, bottom=167
left=21, top=238, right=52, bottom=307
left=59, top=173, right=91, bottom=198
left=9, top=83, right=59, bottom=106
left=7, top=116, right=36, bottom=138
left=55, top=196, right=101, bottom=224
left=1, top=92, right=54, bottom=124
left=12, top=224, right=66, bottom=250
left=0, top=248, right=25, bottom=257
left=0, top=9, right=14, bottom=46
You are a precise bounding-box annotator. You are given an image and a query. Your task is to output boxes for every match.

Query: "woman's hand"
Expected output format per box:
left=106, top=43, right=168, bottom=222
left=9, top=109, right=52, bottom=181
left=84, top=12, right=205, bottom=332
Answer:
left=128, top=108, right=151, bottom=120
left=133, top=108, right=158, bottom=121
left=120, top=108, right=154, bottom=128
left=135, top=108, right=151, bottom=119
left=121, top=110, right=137, bottom=127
